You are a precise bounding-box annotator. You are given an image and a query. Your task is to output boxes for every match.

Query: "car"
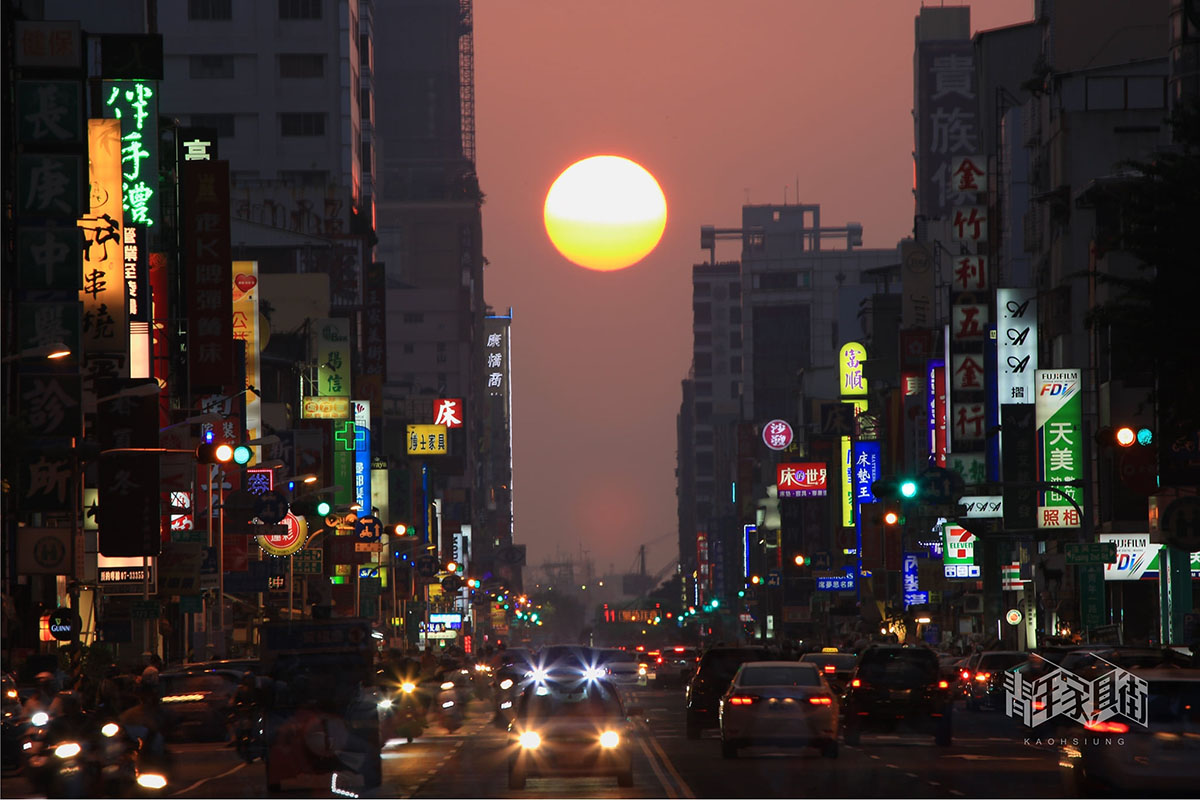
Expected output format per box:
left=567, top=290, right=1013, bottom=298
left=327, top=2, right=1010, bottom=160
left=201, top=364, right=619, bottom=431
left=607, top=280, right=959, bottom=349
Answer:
left=599, top=649, right=646, bottom=688
left=685, top=646, right=773, bottom=739
left=659, top=646, right=700, bottom=688
left=799, top=652, right=858, bottom=695
left=507, top=678, right=639, bottom=789
left=535, top=645, right=605, bottom=683
left=718, top=661, right=839, bottom=759
left=1058, top=646, right=1192, bottom=677
left=841, top=645, right=953, bottom=746
left=963, top=650, right=1027, bottom=710
left=1059, top=667, right=1200, bottom=796
left=158, top=669, right=241, bottom=741
left=492, top=648, right=538, bottom=724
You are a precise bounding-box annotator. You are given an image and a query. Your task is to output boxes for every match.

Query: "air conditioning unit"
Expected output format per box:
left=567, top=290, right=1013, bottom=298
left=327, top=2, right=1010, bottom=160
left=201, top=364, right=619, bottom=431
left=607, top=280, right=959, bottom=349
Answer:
left=963, top=594, right=984, bottom=614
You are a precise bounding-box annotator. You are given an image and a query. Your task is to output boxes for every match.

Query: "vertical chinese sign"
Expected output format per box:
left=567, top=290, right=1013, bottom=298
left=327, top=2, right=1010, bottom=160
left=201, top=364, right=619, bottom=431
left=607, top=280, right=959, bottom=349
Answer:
left=839, top=342, right=868, bottom=528
left=232, top=261, right=261, bottom=445
left=916, top=41, right=978, bottom=220
left=182, top=160, right=234, bottom=392
left=102, top=80, right=159, bottom=230
left=79, top=118, right=127, bottom=369
left=1035, top=369, right=1082, bottom=529
left=97, top=379, right=161, bottom=557
left=999, top=288, right=1038, bottom=530
left=354, top=401, right=372, bottom=518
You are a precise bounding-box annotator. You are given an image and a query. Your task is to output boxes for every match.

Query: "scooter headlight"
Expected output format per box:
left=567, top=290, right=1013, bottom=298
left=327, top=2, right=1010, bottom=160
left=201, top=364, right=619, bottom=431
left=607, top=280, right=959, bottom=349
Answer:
left=401, top=682, right=416, bottom=694
left=31, top=711, right=49, bottom=727
left=101, top=722, right=120, bottom=738
left=518, top=730, right=541, bottom=749
left=440, top=681, right=455, bottom=691
left=377, top=697, right=393, bottom=710
left=54, top=741, right=82, bottom=759
left=500, top=679, right=514, bottom=690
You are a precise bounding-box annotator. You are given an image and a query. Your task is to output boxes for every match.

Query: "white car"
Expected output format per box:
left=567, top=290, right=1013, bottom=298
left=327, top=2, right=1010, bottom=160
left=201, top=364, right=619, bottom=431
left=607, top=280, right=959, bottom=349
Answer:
left=600, top=650, right=646, bottom=687
left=718, top=661, right=839, bottom=759
left=1059, top=667, right=1200, bottom=795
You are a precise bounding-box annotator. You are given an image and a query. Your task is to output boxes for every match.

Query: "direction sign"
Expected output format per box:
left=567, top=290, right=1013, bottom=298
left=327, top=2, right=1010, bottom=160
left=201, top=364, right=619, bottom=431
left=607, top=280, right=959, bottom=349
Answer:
left=292, top=548, right=323, bottom=575
left=765, top=570, right=782, bottom=587
left=354, top=515, right=384, bottom=542
left=415, top=554, right=440, bottom=579
left=1065, top=542, right=1117, bottom=565
left=254, top=491, right=288, bottom=525
left=132, top=600, right=161, bottom=619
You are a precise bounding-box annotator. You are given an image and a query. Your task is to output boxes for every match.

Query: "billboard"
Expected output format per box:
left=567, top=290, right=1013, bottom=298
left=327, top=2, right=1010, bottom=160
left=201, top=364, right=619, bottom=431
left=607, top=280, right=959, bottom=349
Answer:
left=182, top=159, right=233, bottom=389
left=777, top=463, right=827, bottom=498
left=942, top=523, right=980, bottom=579
left=79, top=118, right=127, bottom=363
left=232, top=261, right=261, bottom=445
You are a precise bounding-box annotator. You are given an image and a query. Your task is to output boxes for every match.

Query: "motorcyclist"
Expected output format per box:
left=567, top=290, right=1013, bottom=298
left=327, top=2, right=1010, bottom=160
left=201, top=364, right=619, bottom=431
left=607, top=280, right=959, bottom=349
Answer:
left=118, top=667, right=170, bottom=758
left=21, top=672, right=59, bottom=721
left=227, top=671, right=262, bottom=759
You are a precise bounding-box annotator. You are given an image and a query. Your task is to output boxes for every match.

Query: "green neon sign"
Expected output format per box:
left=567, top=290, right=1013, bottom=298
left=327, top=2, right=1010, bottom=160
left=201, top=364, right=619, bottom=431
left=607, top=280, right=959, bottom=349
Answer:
left=103, top=80, right=159, bottom=229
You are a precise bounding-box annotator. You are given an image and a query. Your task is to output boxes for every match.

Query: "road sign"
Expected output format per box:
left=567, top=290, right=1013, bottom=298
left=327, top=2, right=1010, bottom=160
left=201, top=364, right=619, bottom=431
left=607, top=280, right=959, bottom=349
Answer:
left=132, top=600, right=161, bottom=619
left=254, top=491, right=288, bottom=525
left=441, top=575, right=463, bottom=592
left=415, top=554, right=440, bottom=579
left=765, top=570, right=782, bottom=587
left=1065, top=542, right=1117, bottom=565
left=292, top=548, right=323, bottom=575
left=1079, top=563, right=1105, bottom=629
left=811, top=551, right=832, bottom=570
left=354, top=514, right=384, bottom=542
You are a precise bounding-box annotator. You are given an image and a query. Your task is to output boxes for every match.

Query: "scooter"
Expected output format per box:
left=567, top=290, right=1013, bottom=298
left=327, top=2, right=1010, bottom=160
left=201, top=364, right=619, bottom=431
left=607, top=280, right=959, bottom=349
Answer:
left=435, top=680, right=463, bottom=733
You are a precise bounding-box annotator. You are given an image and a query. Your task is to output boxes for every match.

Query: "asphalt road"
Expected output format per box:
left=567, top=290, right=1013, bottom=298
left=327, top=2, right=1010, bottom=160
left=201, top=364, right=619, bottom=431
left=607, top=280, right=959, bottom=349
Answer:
left=0, top=688, right=1109, bottom=798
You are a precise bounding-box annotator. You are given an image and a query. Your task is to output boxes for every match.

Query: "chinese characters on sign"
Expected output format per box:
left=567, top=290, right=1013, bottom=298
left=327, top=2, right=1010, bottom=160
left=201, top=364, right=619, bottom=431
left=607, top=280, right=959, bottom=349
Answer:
left=917, top=42, right=978, bottom=217
left=406, top=425, right=448, bottom=455
left=839, top=342, right=868, bottom=397
left=762, top=419, right=794, bottom=451
left=776, top=463, right=827, bottom=497
left=1036, top=370, right=1083, bottom=529
left=79, top=119, right=126, bottom=362
left=103, top=80, right=159, bottom=228
left=182, top=159, right=233, bottom=389
left=433, top=398, right=464, bottom=429
left=316, top=317, right=351, bottom=398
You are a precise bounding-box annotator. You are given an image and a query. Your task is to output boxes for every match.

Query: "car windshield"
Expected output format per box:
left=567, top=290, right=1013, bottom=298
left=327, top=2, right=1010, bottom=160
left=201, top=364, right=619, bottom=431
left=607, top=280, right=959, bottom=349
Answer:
left=702, top=650, right=772, bottom=680
left=518, top=682, right=623, bottom=720
left=739, top=666, right=820, bottom=687
left=858, top=650, right=938, bottom=685
left=600, top=650, right=637, bottom=664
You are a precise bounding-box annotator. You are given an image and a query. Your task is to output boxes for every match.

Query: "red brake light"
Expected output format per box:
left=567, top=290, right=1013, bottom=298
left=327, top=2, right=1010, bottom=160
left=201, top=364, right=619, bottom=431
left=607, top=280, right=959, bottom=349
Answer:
left=674, top=646, right=685, bottom=652
left=1083, top=720, right=1129, bottom=734
left=656, top=657, right=663, bottom=664
left=937, top=680, right=949, bottom=689
left=960, top=670, right=970, bottom=680
left=824, top=665, right=836, bottom=673
left=728, top=695, right=756, bottom=706
left=975, top=672, right=991, bottom=682
left=808, top=696, right=833, bottom=705
left=850, top=678, right=862, bottom=688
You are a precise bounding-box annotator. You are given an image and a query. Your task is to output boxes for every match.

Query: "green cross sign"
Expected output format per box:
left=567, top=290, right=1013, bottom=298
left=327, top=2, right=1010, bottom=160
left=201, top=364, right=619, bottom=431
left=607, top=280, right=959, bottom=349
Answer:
left=334, top=421, right=364, bottom=452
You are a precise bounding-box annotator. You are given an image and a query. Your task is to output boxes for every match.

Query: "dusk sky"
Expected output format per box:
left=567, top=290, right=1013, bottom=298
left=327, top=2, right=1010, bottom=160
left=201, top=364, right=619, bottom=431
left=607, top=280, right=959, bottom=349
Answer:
left=473, top=1, right=1034, bottom=579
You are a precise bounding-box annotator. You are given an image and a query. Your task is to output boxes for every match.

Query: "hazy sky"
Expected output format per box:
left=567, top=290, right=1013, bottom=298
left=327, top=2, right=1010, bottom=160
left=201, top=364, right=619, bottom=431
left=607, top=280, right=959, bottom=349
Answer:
left=473, top=1, right=1034, bottom=579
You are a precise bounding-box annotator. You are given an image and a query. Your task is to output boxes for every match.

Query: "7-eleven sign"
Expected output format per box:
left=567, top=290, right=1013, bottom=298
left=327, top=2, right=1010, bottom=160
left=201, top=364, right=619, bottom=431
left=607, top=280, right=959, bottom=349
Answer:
left=942, top=524, right=976, bottom=565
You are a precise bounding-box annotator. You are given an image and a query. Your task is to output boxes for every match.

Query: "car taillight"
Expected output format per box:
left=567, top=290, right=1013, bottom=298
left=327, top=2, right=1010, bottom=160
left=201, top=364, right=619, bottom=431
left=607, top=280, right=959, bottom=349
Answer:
left=674, top=646, right=685, bottom=652
left=960, top=670, right=970, bottom=681
left=808, top=696, right=833, bottom=705
left=850, top=678, right=862, bottom=688
left=937, top=680, right=949, bottom=689
left=824, top=665, right=836, bottom=674
left=975, top=672, right=991, bottom=682
left=1084, top=720, right=1128, bottom=734
left=656, top=657, right=663, bottom=664
left=728, top=695, right=757, bottom=706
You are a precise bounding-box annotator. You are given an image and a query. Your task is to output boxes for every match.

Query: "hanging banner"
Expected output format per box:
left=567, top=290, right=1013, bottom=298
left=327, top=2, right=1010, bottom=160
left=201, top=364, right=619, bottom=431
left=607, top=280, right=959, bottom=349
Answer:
left=182, top=159, right=233, bottom=390
left=315, top=317, right=351, bottom=398
left=839, top=342, right=868, bottom=397
left=102, top=79, right=159, bottom=229
left=354, top=400, right=371, bottom=517
left=997, top=288, right=1037, bottom=404
left=1035, top=369, right=1083, bottom=528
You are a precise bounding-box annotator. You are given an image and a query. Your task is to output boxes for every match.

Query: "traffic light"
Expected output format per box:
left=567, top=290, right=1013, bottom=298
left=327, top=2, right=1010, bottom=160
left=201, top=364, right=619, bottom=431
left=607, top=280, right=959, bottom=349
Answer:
left=290, top=497, right=332, bottom=518
left=1096, top=425, right=1153, bottom=448
left=793, top=553, right=809, bottom=567
left=231, top=444, right=253, bottom=465
left=882, top=508, right=902, bottom=526
left=466, top=577, right=480, bottom=589
left=445, top=561, right=459, bottom=573
left=196, top=443, right=234, bottom=464
left=394, top=522, right=416, bottom=536
left=899, top=478, right=919, bottom=499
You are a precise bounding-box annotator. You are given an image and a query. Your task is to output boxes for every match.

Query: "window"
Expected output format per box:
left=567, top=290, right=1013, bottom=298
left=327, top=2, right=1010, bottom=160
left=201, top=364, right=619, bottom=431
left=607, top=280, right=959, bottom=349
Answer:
left=280, top=112, right=325, bottom=137
left=696, top=450, right=714, bottom=472
left=360, top=141, right=371, bottom=174
left=694, top=353, right=712, bottom=373
left=359, top=34, right=370, bottom=68
left=403, top=344, right=414, bottom=354
left=730, top=380, right=740, bottom=399
left=402, top=313, right=424, bottom=323
left=360, top=88, right=371, bottom=121
left=279, top=0, right=321, bottom=20
left=189, top=55, right=234, bottom=79
left=757, top=271, right=800, bottom=290
left=694, top=331, right=711, bottom=347
left=279, top=170, right=328, bottom=186
left=694, top=302, right=712, bottom=324
left=729, top=282, right=741, bottom=300
left=694, top=381, right=712, bottom=397
left=694, top=282, right=711, bottom=297
left=695, top=430, right=713, bottom=446
left=279, top=54, right=324, bottom=79
left=189, top=0, right=232, bottom=20
left=190, top=113, right=234, bottom=138
left=730, top=356, right=742, bottom=373
left=730, top=307, right=742, bottom=324
left=729, top=331, right=742, bottom=348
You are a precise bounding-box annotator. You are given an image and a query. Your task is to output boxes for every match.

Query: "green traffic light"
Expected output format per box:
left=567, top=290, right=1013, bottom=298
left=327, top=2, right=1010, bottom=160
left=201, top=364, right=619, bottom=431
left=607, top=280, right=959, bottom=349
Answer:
left=738, top=590, right=745, bottom=598
left=1136, top=427, right=1153, bottom=446
left=232, top=444, right=253, bottom=465
left=315, top=500, right=331, bottom=516
left=900, top=479, right=918, bottom=498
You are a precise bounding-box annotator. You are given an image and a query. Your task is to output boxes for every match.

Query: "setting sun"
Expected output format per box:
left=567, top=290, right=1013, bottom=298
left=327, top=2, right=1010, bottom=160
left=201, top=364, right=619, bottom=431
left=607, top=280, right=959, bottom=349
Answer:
left=543, top=155, right=667, bottom=272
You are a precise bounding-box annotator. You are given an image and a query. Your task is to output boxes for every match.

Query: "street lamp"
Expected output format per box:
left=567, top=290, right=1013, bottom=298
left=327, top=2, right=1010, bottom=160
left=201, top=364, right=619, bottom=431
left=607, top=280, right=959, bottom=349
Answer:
left=1, top=342, right=72, bottom=362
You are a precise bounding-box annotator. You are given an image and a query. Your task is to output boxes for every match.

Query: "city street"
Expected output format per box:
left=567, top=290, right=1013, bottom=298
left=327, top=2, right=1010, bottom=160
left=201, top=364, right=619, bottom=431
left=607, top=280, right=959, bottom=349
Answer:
left=1, top=688, right=1069, bottom=799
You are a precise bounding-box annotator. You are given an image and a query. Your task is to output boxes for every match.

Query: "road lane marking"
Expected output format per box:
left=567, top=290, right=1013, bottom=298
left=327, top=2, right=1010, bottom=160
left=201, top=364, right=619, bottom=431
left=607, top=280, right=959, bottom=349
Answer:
left=636, top=734, right=677, bottom=799
left=170, top=761, right=246, bottom=797
left=949, top=791, right=965, bottom=797
left=642, top=726, right=695, bottom=799
left=905, top=772, right=919, bottom=778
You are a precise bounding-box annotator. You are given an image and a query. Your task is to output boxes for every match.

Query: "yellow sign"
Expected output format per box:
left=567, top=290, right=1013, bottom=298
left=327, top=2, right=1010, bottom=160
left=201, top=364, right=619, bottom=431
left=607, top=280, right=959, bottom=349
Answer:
left=257, top=513, right=308, bottom=557
left=407, top=424, right=448, bottom=455
left=301, top=395, right=351, bottom=419
left=79, top=118, right=126, bottom=359
left=841, top=435, right=853, bottom=527
left=839, top=342, right=868, bottom=397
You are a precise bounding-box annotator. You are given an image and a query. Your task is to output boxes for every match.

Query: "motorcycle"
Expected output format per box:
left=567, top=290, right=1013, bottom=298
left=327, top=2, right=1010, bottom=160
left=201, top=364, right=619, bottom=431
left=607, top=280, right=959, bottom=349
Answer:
left=228, top=702, right=265, bottom=763
left=377, top=680, right=426, bottom=743
left=435, top=678, right=463, bottom=733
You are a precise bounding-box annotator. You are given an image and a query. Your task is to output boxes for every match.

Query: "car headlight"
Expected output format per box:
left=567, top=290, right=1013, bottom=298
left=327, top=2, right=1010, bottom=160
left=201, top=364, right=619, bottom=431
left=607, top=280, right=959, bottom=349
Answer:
left=101, top=722, right=120, bottom=738
left=136, top=773, right=167, bottom=790
left=31, top=711, right=49, bottom=727
left=55, top=742, right=82, bottom=759
left=401, top=682, right=416, bottom=694
left=440, top=681, right=455, bottom=691
left=584, top=667, right=605, bottom=681
left=519, top=731, right=541, bottom=749
left=378, top=698, right=393, bottom=710
left=599, top=730, right=620, bottom=748
left=500, top=679, right=514, bottom=690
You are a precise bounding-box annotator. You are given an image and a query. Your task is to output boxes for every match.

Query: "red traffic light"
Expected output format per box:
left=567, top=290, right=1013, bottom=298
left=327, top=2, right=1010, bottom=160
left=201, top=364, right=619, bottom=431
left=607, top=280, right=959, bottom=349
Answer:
left=882, top=509, right=901, bottom=526
left=196, top=443, right=234, bottom=463
left=793, top=554, right=808, bottom=566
